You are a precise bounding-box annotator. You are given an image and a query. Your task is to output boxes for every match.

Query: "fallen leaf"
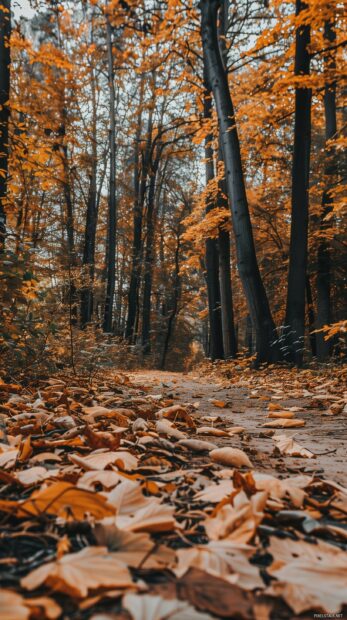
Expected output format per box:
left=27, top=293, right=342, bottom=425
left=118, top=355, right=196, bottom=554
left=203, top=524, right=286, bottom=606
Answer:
left=0, top=590, right=30, bottom=620
left=273, top=434, right=315, bottom=458
left=267, top=537, right=347, bottom=614
left=178, top=439, right=218, bottom=452
left=262, top=419, right=305, bottom=428
left=210, top=447, right=253, bottom=468
left=177, top=568, right=253, bottom=618
left=175, top=541, right=264, bottom=590
left=21, top=546, right=134, bottom=597
left=123, top=593, right=214, bottom=620
left=14, top=481, right=115, bottom=520
left=204, top=491, right=267, bottom=543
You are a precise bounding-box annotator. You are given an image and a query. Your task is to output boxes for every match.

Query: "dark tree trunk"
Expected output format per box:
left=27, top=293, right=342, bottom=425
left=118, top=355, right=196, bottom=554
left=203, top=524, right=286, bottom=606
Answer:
left=81, top=18, right=98, bottom=328
left=306, top=276, right=316, bottom=357
left=0, top=0, right=10, bottom=251
left=126, top=75, right=151, bottom=342
left=141, top=156, right=160, bottom=355
left=316, top=17, right=337, bottom=360
left=80, top=160, right=97, bottom=327
left=284, top=0, right=312, bottom=365
left=204, top=90, right=224, bottom=361
left=103, top=17, right=117, bottom=332
left=200, top=0, right=278, bottom=363
left=217, top=167, right=238, bottom=358
left=160, top=232, right=181, bottom=370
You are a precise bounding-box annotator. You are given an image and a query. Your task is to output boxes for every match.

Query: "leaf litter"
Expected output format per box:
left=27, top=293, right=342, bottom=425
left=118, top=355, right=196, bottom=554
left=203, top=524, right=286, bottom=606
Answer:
left=0, top=366, right=346, bottom=619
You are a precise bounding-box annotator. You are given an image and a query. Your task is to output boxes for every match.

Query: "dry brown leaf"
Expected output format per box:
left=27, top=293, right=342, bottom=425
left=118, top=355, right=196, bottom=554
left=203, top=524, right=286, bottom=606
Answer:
left=21, top=546, right=134, bottom=597
left=195, top=480, right=234, bottom=503
left=0, top=590, right=30, bottom=620
left=12, top=481, right=115, bottom=520
left=267, top=537, right=347, bottom=614
left=83, top=425, right=122, bottom=451
left=178, top=438, right=218, bottom=452
left=69, top=450, right=138, bottom=471
left=209, top=399, right=227, bottom=408
left=210, top=447, right=253, bottom=468
left=177, top=568, right=253, bottom=619
left=196, top=427, right=229, bottom=437
left=122, top=593, right=214, bottom=620
left=254, top=473, right=312, bottom=508
left=93, top=524, right=174, bottom=568
left=0, top=444, right=19, bottom=469
left=15, top=466, right=58, bottom=486
left=155, top=419, right=186, bottom=440
left=204, top=490, right=267, bottom=543
left=78, top=470, right=129, bottom=490
left=175, top=541, right=264, bottom=590
left=262, top=419, right=305, bottom=428
left=273, top=434, right=315, bottom=458
left=267, top=411, right=295, bottom=419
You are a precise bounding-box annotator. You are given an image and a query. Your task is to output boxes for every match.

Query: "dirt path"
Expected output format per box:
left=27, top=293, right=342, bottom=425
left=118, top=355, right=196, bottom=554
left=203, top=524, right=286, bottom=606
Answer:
left=129, top=369, right=347, bottom=484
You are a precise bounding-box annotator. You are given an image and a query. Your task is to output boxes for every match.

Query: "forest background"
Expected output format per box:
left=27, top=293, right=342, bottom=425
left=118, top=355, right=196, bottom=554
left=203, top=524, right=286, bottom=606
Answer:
left=0, top=0, right=346, bottom=378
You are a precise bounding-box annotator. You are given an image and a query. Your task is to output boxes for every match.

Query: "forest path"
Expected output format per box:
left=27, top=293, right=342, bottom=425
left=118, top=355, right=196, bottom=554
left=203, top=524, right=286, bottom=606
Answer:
left=129, top=369, right=347, bottom=484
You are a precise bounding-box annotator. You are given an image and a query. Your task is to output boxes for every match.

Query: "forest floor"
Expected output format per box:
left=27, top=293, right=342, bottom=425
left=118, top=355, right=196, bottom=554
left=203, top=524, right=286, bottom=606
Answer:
left=129, top=368, right=347, bottom=484
left=0, top=362, right=346, bottom=619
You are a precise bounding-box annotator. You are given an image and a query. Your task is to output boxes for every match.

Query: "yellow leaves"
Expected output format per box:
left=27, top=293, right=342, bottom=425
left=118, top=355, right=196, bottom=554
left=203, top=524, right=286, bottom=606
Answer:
left=21, top=546, right=134, bottom=597
left=0, top=481, right=115, bottom=520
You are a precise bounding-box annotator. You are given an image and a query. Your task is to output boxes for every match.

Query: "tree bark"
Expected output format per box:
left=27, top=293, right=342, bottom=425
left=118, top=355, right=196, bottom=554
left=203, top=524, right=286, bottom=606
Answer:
left=0, top=0, right=10, bottom=251
left=316, top=17, right=337, bottom=360
left=103, top=15, right=117, bottom=332
left=217, top=166, right=237, bottom=358
left=125, top=74, right=151, bottom=342
left=204, top=90, right=224, bottom=361
left=81, top=8, right=98, bottom=328
left=284, top=0, right=312, bottom=365
left=141, top=154, right=160, bottom=354
left=200, top=0, right=278, bottom=363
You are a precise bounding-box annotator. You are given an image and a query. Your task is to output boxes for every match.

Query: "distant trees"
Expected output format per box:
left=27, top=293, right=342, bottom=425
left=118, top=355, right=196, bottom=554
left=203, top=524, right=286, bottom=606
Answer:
left=0, top=0, right=345, bottom=372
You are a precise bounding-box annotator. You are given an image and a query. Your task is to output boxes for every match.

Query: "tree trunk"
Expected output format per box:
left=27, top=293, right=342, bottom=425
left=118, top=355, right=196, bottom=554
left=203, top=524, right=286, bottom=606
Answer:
left=0, top=0, right=10, bottom=251
left=284, top=0, right=312, bottom=365
left=306, top=276, right=316, bottom=357
left=316, top=17, right=337, bottom=360
left=81, top=11, right=98, bottom=328
left=103, top=16, right=117, bottom=332
left=160, top=232, right=181, bottom=370
left=125, top=75, right=151, bottom=342
left=200, top=0, right=278, bottom=363
left=141, top=156, right=160, bottom=354
left=217, top=163, right=237, bottom=358
left=204, top=90, right=224, bottom=361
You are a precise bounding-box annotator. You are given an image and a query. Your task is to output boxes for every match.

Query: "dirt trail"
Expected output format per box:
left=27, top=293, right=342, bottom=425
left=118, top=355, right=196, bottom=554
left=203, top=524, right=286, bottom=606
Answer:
left=129, top=369, right=347, bottom=484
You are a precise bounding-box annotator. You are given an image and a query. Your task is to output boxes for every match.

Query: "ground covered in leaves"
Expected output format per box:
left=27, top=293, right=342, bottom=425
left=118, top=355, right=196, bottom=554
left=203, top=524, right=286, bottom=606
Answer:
left=0, top=363, right=346, bottom=619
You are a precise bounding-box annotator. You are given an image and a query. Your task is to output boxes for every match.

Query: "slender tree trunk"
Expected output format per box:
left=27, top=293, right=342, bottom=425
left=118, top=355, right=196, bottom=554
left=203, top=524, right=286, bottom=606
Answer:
left=204, top=90, right=224, bottom=360
left=200, top=0, right=278, bottom=363
left=81, top=13, right=98, bottom=328
left=217, top=164, right=237, bottom=358
left=160, top=232, right=181, bottom=370
left=0, top=0, right=10, bottom=251
left=306, top=276, right=316, bottom=357
left=141, top=156, right=160, bottom=354
left=126, top=75, right=151, bottom=342
left=284, top=0, right=312, bottom=365
left=316, top=17, right=337, bottom=360
left=103, top=16, right=117, bottom=332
